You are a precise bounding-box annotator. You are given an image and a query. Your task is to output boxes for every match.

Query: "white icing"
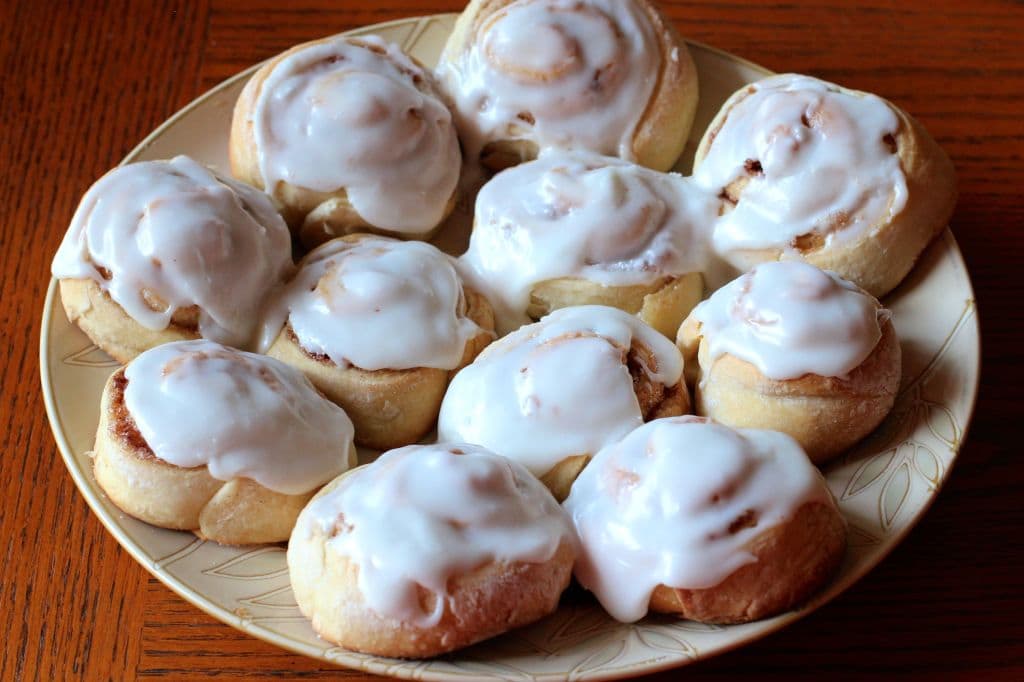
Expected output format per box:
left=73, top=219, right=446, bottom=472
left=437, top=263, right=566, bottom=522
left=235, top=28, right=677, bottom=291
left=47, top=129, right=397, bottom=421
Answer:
left=295, top=443, right=574, bottom=627
left=438, top=0, right=661, bottom=164
left=123, top=340, right=355, bottom=495
left=459, top=150, right=717, bottom=334
left=51, top=156, right=292, bottom=349
left=694, top=74, right=908, bottom=256
left=260, top=236, right=484, bottom=371
left=564, top=416, right=834, bottom=622
left=252, top=36, right=460, bottom=235
left=691, top=261, right=885, bottom=380
left=437, top=305, right=683, bottom=476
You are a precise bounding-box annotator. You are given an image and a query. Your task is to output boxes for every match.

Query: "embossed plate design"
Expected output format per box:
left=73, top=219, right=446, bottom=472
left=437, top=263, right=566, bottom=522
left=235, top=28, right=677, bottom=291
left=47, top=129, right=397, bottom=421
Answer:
left=40, top=13, right=980, bottom=681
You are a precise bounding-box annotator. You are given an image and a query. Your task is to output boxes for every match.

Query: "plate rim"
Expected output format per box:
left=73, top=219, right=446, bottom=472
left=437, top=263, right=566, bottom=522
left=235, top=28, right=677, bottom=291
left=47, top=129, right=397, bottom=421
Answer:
left=38, top=12, right=982, bottom=681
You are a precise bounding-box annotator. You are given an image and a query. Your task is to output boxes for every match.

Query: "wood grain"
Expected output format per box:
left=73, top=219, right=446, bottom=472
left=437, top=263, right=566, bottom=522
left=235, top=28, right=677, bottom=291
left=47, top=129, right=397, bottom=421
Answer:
left=2, top=1, right=1022, bottom=680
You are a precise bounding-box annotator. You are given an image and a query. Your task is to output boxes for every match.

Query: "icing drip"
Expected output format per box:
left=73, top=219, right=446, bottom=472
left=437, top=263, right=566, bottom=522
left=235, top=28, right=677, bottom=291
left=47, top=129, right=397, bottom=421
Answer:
left=260, top=236, right=484, bottom=371
left=51, top=156, right=292, bottom=348
left=691, top=261, right=885, bottom=380
left=252, top=36, right=460, bottom=235
left=459, top=150, right=717, bottom=334
left=438, top=0, right=660, bottom=163
left=694, top=74, right=907, bottom=255
left=123, top=340, right=354, bottom=495
left=296, top=443, right=574, bottom=627
left=437, top=305, right=683, bottom=476
left=564, top=416, right=834, bottom=622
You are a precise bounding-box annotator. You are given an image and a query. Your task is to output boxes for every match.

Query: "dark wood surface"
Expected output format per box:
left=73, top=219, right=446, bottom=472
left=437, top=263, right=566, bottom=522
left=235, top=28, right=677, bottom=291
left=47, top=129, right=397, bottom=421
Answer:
left=2, top=1, right=1022, bottom=680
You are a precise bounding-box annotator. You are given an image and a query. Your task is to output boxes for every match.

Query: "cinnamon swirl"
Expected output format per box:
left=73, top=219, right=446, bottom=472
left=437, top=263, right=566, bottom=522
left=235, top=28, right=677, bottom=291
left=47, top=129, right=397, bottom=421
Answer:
left=262, top=234, right=494, bottom=449
left=677, top=261, right=901, bottom=463
left=459, top=149, right=716, bottom=337
left=693, top=73, right=957, bottom=297
left=565, top=416, right=846, bottom=624
left=93, top=340, right=357, bottom=545
left=51, top=156, right=292, bottom=362
left=437, top=0, right=698, bottom=172
left=231, top=35, right=461, bottom=248
left=288, top=443, right=575, bottom=658
left=437, top=305, right=689, bottom=500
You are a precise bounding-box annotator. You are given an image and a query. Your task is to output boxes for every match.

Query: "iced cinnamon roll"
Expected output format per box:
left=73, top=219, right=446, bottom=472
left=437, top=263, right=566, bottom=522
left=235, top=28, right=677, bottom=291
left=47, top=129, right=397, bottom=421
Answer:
left=231, top=35, right=461, bottom=248
left=437, top=305, right=688, bottom=500
left=693, top=73, right=957, bottom=297
left=51, top=156, right=292, bottom=362
left=459, top=150, right=716, bottom=337
left=261, top=235, right=494, bottom=450
left=288, top=443, right=576, bottom=658
left=437, top=0, right=698, bottom=172
left=93, top=340, right=356, bottom=545
left=677, top=261, right=900, bottom=464
left=565, top=416, right=846, bottom=624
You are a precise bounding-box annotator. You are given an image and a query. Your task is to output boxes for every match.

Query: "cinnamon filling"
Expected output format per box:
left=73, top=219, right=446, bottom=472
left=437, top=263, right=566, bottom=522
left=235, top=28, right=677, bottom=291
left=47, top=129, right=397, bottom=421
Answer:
left=108, top=370, right=157, bottom=460
left=288, top=324, right=336, bottom=367
left=627, top=341, right=668, bottom=419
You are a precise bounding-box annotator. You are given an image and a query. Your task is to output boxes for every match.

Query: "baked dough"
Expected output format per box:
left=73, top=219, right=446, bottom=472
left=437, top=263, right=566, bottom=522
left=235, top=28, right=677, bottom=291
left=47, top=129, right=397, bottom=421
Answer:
left=231, top=35, right=460, bottom=248
left=93, top=341, right=357, bottom=545
left=263, top=235, right=495, bottom=449
left=565, top=416, right=846, bottom=623
left=693, top=73, right=957, bottom=298
left=437, top=305, right=689, bottom=500
left=678, top=262, right=901, bottom=463
left=288, top=443, right=575, bottom=657
left=437, top=0, right=698, bottom=172
left=51, top=156, right=292, bottom=363
left=458, top=150, right=715, bottom=337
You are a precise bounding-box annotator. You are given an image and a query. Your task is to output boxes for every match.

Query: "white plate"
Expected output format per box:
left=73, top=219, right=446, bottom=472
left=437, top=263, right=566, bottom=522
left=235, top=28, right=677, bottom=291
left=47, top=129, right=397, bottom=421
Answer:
left=40, top=13, right=980, bottom=681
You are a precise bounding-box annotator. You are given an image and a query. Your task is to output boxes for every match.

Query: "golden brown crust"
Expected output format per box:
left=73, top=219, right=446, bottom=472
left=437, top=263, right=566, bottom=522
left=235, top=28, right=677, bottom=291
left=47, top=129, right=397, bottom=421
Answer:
left=693, top=77, right=957, bottom=298
left=648, top=500, right=847, bottom=623
left=526, top=272, right=703, bottom=340
left=441, top=0, right=698, bottom=172
left=59, top=278, right=201, bottom=364
left=288, top=471, right=575, bottom=658
left=92, top=369, right=356, bottom=545
left=230, top=36, right=457, bottom=249
left=266, top=251, right=496, bottom=450
left=678, top=313, right=901, bottom=464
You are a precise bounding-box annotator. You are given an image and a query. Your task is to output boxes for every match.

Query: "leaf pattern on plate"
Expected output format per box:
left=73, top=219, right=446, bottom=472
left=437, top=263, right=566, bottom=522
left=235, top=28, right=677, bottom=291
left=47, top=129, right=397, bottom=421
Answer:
left=633, top=626, right=698, bottom=659
left=842, top=447, right=899, bottom=500
left=568, top=636, right=627, bottom=680
left=202, top=547, right=289, bottom=580
left=62, top=343, right=120, bottom=368
left=924, top=400, right=960, bottom=447
left=847, top=524, right=882, bottom=548
left=880, top=460, right=912, bottom=531
left=152, top=537, right=205, bottom=569
left=238, top=584, right=298, bottom=610
left=912, top=443, right=944, bottom=490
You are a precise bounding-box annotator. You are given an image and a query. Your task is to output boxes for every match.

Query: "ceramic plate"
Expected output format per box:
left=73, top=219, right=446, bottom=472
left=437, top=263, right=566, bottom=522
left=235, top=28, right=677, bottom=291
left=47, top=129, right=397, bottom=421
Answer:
left=40, top=13, right=980, bottom=681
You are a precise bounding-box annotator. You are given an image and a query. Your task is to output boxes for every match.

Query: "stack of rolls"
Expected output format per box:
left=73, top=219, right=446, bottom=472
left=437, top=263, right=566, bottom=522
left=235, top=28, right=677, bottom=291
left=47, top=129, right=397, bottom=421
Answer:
left=49, top=0, right=959, bottom=661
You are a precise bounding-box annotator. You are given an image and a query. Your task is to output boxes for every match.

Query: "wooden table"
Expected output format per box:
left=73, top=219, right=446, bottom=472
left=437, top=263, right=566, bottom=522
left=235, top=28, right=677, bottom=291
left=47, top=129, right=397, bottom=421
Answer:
left=3, top=1, right=1022, bottom=680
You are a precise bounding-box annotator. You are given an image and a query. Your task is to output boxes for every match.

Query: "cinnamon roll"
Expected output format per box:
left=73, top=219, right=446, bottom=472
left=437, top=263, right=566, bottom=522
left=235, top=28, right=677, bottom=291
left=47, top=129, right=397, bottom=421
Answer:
left=437, top=0, right=698, bottom=172
left=288, top=443, right=575, bottom=658
left=564, top=416, right=846, bottom=624
left=677, top=261, right=900, bottom=464
left=231, top=35, right=461, bottom=248
left=693, top=73, right=957, bottom=298
left=51, top=156, right=292, bottom=363
left=261, top=234, right=494, bottom=450
left=459, top=150, right=716, bottom=337
left=93, top=340, right=357, bottom=545
left=437, top=305, right=689, bottom=500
